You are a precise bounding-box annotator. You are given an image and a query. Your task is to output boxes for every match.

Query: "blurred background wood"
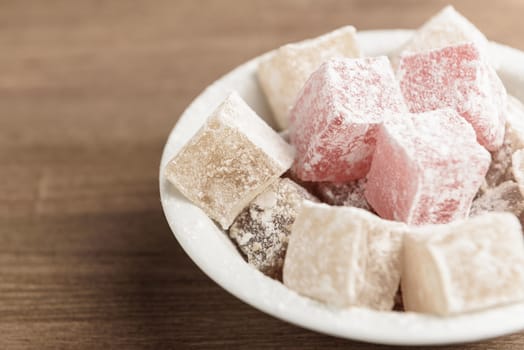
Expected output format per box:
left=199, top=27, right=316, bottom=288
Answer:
left=1, top=0, right=523, bottom=348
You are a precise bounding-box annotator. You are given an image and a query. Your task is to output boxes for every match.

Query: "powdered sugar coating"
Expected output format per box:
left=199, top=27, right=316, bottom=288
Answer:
left=471, top=181, right=524, bottom=227
left=480, top=96, right=524, bottom=191
left=365, top=109, right=490, bottom=225
left=290, top=56, right=407, bottom=182
left=398, top=43, right=507, bottom=151
left=258, top=26, right=361, bottom=130
left=314, top=179, right=371, bottom=210
left=394, top=6, right=495, bottom=68
left=283, top=202, right=406, bottom=310
left=229, top=178, right=317, bottom=279
left=165, top=92, right=294, bottom=229
left=402, top=213, right=524, bottom=316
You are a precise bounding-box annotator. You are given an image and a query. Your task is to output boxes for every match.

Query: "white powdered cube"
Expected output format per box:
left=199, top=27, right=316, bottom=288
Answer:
left=165, top=92, right=294, bottom=229
left=395, top=6, right=495, bottom=67
left=402, top=212, right=524, bottom=316
left=258, top=26, right=361, bottom=130
left=283, top=201, right=406, bottom=310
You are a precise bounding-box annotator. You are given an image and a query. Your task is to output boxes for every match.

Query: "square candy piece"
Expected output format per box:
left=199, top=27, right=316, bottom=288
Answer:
left=398, top=42, right=507, bottom=151
left=165, top=92, right=294, bottom=229
left=365, top=109, right=490, bottom=225
left=395, top=6, right=494, bottom=68
left=290, top=57, right=407, bottom=182
left=258, top=26, right=361, bottom=130
left=283, top=202, right=406, bottom=310
left=229, top=178, right=317, bottom=279
left=402, top=212, right=524, bottom=316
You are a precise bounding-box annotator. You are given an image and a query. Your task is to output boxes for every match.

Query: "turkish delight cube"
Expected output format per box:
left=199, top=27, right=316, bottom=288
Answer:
left=229, top=178, right=317, bottom=279
left=258, top=26, right=361, bottom=130
left=395, top=6, right=495, bottom=68
left=365, top=109, right=490, bottom=225
left=164, top=92, right=294, bottom=229
left=290, top=56, right=407, bottom=182
left=283, top=201, right=406, bottom=310
left=402, top=212, right=524, bottom=316
left=398, top=42, right=506, bottom=151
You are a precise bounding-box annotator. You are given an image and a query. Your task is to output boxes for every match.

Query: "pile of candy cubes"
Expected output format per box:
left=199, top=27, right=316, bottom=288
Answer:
left=165, top=6, right=524, bottom=315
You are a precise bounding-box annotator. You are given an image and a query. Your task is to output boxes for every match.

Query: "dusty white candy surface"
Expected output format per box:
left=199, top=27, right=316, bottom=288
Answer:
left=365, top=109, right=490, bottom=225
left=229, top=178, right=317, bottom=279
left=471, top=181, right=524, bottom=225
left=394, top=5, right=494, bottom=67
left=258, top=26, right=361, bottom=130
left=290, top=56, right=406, bottom=182
left=402, top=212, right=524, bottom=316
left=165, top=92, right=294, bottom=229
left=283, top=201, right=406, bottom=310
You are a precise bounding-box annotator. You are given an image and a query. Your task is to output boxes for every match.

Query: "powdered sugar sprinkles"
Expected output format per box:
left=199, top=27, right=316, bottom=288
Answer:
left=160, top=6, right=524, bottom=345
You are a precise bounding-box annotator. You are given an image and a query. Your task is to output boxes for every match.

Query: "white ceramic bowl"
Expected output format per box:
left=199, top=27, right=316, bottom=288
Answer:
left=160, top=30, right=524, bottom=346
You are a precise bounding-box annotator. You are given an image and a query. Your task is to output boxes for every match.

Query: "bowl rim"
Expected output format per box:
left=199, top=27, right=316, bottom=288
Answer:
left=159, top=29, right=524, bottom=346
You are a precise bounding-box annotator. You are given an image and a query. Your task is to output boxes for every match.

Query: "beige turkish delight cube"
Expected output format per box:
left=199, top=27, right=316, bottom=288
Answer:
left=229, top=178, right=317, bottom=279
left=164, top=92, right=294, bottom=229
left=283, top=201, right=406, bottom=310
left=402, top=212, right=524, bottom=316
left=394, top=6, right=494, bottom=67
left=258, top=26, right=361, bottom=130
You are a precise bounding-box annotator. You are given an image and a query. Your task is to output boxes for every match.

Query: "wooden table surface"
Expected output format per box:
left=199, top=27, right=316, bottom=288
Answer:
left=2, top=0, right=524, bottom=348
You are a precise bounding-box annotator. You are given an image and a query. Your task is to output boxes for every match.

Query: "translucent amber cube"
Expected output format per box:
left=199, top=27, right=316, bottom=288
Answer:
left=165, top=92, right=294, bottom=229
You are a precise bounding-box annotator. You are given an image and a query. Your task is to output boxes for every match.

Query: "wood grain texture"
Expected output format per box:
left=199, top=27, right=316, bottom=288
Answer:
left=1, top=0, right=524, bottom=348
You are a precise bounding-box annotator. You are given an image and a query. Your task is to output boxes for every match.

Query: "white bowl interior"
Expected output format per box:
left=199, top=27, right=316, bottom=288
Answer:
left=160, top=30, right=524, bottom=346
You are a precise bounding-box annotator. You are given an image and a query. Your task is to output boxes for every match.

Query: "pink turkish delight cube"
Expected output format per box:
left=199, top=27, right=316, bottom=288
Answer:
left=289, top=57, right=407, bottom=182
left=398, top=43, right=506, bottom=151
left=365, top=109, right=490, bottom=225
